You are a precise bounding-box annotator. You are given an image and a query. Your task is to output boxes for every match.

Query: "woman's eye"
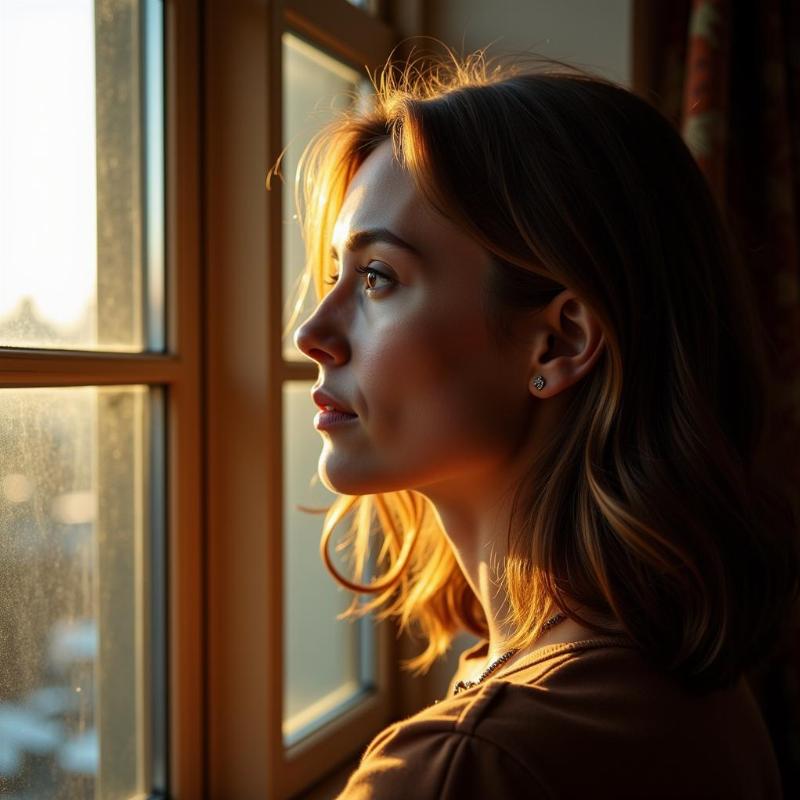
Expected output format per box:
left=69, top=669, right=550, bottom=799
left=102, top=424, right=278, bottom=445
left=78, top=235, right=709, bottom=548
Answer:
left=323, top=263, right=393, bottom=293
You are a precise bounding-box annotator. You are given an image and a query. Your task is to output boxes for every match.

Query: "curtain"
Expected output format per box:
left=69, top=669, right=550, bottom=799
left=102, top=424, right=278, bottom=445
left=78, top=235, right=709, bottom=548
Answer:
left=633, top=0, right=800, bottom=793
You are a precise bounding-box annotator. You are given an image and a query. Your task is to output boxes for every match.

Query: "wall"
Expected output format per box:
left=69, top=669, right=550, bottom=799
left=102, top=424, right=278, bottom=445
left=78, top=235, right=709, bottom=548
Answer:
left=426, top=0, right=632, bottom=87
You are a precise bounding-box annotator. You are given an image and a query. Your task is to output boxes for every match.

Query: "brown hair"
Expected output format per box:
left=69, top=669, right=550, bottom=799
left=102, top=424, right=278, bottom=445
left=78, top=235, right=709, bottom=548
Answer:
left=277, top=41, right=800, bottom=692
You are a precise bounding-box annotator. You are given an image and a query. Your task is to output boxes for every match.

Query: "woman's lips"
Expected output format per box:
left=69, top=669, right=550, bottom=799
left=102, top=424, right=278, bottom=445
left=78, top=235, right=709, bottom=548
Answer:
left=311, top=388, right=355, bottom=415
left=314, top=409, right=359, bottom=430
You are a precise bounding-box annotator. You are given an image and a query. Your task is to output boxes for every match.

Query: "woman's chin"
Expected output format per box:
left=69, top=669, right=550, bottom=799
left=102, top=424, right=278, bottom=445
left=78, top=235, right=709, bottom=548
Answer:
left=318, top=462, right=399, bottom=497
left=319, top=462, right=365, bottom=495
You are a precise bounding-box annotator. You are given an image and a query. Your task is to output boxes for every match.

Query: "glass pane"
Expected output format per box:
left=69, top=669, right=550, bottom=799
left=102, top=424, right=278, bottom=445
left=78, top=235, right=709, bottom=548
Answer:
left=283, top=381, right=377, bottom=747
left=0, top=0, right=165, bottom=352
left=0, top=385, right=166, bottom=798
left=281, top=33, right=374, bottom=362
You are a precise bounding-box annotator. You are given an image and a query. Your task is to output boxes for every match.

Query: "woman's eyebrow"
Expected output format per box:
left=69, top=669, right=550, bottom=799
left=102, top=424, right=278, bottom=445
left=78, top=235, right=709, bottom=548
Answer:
left=330, top=228, right=422, bottom=261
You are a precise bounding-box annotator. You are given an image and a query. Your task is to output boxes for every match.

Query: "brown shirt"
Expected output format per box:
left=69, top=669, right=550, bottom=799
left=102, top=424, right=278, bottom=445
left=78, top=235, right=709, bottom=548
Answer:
left=336, top=636, right=782, bottom=799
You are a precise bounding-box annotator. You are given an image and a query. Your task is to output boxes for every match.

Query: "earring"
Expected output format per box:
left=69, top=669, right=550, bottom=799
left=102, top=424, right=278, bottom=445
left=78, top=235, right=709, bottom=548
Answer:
left=531, top=375, right=546, bottom=391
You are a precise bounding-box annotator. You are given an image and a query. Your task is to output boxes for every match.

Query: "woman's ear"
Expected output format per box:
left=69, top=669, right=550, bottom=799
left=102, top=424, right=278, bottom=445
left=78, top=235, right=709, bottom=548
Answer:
left=527, top=289, right=606, bottom=398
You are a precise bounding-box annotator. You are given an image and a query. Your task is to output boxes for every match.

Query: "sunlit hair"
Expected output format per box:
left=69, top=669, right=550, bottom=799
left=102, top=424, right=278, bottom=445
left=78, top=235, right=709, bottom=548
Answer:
left=273, top=39, right=800, bottom=692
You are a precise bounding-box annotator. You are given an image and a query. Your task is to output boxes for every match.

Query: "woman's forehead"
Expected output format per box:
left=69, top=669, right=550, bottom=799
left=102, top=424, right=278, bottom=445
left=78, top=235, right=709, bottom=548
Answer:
left=343, top=142, right=418, bottom=213
left=334, top=145, right=466, bottom=256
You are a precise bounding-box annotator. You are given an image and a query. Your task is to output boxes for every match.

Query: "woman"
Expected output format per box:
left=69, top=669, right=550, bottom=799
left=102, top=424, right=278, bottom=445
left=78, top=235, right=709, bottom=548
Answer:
left=288, top=42, right=799, bottom=799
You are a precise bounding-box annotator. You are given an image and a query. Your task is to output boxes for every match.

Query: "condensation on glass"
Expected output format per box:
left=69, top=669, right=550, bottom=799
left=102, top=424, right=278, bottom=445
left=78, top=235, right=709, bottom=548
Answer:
left=0, top=385, right=165, bottom=798
left=281, top=32, right=375, bottom=363
left=0, top=0, right=165, bottom=352
left=282, top=382, right=377, bottom=747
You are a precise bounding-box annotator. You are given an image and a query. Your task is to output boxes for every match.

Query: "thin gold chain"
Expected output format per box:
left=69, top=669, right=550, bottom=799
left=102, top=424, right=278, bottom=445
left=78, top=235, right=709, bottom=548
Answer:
left=452, top=611, right=567, bottom=696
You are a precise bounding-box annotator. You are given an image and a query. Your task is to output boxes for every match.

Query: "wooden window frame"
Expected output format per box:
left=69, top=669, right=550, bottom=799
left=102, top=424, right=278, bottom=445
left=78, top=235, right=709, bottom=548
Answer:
left=0, top=0, right=195, bottom=797
left=203, top=1, right=427, bottom=797
left=0, top=2, right=435, bottom=797
left=0, top=1, right=451, bottom=796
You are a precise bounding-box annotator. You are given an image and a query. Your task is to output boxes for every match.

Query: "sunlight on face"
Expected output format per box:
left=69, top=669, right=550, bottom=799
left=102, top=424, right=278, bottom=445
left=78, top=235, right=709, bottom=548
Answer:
left=295, top=140, right=536, bottom=501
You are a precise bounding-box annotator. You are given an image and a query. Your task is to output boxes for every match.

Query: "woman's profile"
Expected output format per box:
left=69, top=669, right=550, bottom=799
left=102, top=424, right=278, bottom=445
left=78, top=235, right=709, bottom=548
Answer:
left=286, top=40, right=800, bottom=799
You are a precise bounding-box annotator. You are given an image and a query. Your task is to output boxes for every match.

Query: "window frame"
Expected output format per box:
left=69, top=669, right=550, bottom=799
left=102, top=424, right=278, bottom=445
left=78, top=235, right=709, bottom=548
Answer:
left=203, top=1, right=418, bottom=797
left=0, top=1, right=433, bottom=797
left=0, top=0, right=200, bottom=797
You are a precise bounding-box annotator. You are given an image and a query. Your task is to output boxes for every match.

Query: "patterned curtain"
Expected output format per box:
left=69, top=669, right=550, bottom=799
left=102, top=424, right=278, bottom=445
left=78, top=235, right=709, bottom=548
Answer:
left=633, top=0, right=800, bottom=792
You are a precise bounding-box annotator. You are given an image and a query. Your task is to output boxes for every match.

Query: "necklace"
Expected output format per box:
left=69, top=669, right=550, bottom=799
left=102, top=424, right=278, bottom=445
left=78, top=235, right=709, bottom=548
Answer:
left=452, top=611, right=568, bottom=695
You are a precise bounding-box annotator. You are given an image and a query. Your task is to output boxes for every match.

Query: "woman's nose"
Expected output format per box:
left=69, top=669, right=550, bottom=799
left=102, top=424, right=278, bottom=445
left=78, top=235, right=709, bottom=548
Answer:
left=293, top=314, right=349, bottom=365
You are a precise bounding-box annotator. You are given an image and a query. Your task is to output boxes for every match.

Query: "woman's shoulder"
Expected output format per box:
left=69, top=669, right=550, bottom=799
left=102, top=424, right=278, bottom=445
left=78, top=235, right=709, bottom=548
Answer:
left=336, top=680, right=547, bottom=799
left=336, top=638, right=783, bottom=799
left=445, top=634, right=639, bottom=697
left=443, top=636, right=775, bottom=747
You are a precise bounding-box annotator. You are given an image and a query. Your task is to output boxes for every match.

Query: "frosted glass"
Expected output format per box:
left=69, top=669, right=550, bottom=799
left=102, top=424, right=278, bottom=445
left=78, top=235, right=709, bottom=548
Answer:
left=281, top=33, right=374, bottom=362
left=0, top=386, right=164, bottom=798
left=282, top=381, right=376, bottom=746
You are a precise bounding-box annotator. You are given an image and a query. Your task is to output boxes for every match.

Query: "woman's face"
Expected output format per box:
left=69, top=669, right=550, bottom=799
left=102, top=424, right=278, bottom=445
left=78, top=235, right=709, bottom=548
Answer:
left=294, top=139, right=536, bottom=500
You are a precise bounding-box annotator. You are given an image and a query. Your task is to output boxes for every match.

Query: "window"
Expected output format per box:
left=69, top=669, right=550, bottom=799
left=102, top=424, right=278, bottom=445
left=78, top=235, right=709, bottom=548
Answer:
left=1, top=0, right=420, bottom=797
left=0, top=1, right=172, bottom=798
left=281, top=32, right=379, bottom=750
left=205, top=0, right=406, bottom=797
left=0, top=386, right=165, bottom=797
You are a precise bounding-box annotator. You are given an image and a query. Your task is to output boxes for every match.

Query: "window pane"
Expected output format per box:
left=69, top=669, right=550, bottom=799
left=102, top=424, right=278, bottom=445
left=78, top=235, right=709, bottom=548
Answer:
left=0, top=0, right=165, bottom=352
left=0, top=385, right=166, bottom=797
left=283, top=381, right=377, bottom=747
left=281, top=33, right=374, bottom=362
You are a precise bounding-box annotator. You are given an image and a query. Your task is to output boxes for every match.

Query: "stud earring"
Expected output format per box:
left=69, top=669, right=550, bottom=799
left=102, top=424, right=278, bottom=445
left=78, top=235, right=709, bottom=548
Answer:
left=531, top=375, right=546, bottom=391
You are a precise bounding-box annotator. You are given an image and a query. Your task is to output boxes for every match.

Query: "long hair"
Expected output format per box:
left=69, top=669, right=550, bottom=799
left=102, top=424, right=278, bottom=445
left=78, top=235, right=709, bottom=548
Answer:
left=276, top=41, right=800, bottom=692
